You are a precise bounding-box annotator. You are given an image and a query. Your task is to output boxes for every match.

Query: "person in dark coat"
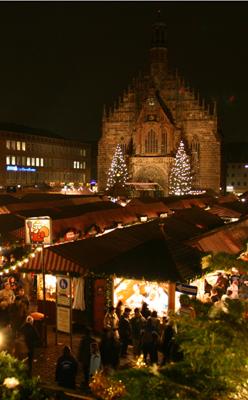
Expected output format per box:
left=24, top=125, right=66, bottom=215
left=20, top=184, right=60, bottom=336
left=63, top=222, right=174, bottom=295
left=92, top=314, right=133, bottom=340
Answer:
left=78, top=327, right=96, bottom=386
left=99, top=329, right=120, bottom=369
left=141, top=317, right=159, bottom=364
left=118, top=307, right=131, bottom=357
left=55, top=346, right=78, bottom=389
left=161, top=318, right=175, bottom=365
left=20, top=315, right=40, bottom=376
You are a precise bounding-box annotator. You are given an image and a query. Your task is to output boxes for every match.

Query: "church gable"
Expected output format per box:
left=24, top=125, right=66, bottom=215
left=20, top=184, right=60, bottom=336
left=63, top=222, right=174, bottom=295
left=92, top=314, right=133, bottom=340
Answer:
left=135, top=92, right=175, bottom=156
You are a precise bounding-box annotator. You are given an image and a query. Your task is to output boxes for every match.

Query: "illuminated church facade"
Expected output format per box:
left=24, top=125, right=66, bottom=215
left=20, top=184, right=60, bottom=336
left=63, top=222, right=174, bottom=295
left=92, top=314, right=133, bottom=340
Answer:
left=98, top=17, right=221, bottom=195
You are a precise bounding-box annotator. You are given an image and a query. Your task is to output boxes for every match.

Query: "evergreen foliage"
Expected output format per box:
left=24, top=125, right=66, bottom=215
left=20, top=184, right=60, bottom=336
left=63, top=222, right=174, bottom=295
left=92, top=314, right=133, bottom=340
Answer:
left=169, top=140, right=192, bottom=195
left=112, top=299, right=248, bottom=400
left=106, top=144, right=129, bottom=194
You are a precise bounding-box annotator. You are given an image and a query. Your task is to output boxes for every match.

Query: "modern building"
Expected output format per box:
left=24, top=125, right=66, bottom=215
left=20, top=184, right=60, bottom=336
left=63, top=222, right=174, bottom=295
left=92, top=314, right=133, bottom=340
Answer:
left=98, top=16, right=221, bottom=195
left=0, top=123, right=91, bottom=188
left=225, top=142, right=248, bottom=194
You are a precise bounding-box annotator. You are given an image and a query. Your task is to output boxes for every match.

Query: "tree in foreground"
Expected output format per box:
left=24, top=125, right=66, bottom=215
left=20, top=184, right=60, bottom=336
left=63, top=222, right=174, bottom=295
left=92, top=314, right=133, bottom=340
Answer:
left=90, top=298, right=248, bottom=400
left=106, top=144, right=129, bottom=196
left=169, top=139, right=193, bottom=195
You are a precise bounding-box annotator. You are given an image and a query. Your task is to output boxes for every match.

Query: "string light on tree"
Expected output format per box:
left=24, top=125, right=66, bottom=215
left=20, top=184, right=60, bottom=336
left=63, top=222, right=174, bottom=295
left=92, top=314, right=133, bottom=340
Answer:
left=106, top=144, right=129, bottom=192
left=169, top=139, right=193, bottom=196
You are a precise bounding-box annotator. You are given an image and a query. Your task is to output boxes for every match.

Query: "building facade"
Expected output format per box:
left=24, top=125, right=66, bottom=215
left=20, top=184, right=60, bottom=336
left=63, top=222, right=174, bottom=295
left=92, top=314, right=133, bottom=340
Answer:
left=0, top=124, right=91, bottom=188
left=225, top=142, right=248, bottom=194
left=98, top=18, right=221, bottom=195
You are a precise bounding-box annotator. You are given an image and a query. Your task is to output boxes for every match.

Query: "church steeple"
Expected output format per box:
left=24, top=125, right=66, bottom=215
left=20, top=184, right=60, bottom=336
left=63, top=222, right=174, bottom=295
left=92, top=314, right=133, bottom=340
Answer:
left=151, top=10, right=167, bottom=48
left=149, top=11, right=168, bottom=84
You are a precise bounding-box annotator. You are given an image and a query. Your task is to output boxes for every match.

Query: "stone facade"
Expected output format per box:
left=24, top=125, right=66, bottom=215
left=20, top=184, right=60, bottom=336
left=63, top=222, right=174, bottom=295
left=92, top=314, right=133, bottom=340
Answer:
left=98, top=18, right=221, bottom=195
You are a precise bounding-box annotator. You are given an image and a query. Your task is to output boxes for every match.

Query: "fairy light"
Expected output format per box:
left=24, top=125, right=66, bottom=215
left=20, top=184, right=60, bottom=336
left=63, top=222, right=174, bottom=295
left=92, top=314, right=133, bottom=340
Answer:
left=106, top=144, right=129, bottom=191
left=169, top=140, right=193, bottom=195
left=136, top=354, right=146, bottom=368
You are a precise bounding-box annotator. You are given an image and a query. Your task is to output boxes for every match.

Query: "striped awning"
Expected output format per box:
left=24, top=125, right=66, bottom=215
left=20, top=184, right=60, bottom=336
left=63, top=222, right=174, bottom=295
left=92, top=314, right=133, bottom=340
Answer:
left=24, top=246, right=84, bottom=275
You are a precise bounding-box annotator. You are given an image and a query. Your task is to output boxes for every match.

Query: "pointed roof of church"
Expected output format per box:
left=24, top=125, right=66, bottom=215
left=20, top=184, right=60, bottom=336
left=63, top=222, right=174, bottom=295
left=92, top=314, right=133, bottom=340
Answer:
left=151, top=10, right=167, bottom=49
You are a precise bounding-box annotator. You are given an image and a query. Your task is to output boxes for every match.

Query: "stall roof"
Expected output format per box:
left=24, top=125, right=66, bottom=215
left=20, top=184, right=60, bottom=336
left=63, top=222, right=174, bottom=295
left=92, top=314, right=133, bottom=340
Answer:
left=207, top=205, right=242, bottom=219
left=187, top=216, right=248, bottom=254
left=24, top=221, right=202, bottom=281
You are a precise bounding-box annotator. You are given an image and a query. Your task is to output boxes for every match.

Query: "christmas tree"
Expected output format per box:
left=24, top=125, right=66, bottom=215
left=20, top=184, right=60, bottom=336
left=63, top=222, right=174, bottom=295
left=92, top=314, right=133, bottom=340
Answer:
left=169, top=140, right=192, bottom=195
left=106, top=144, right=129, bottom=194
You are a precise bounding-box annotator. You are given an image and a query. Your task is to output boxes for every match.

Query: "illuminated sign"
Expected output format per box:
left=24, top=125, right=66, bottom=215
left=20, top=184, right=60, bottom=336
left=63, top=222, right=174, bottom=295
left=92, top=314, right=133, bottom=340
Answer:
left=6, top=165, right=36, bottom=172
left=25, top=216, right=52, bottom=245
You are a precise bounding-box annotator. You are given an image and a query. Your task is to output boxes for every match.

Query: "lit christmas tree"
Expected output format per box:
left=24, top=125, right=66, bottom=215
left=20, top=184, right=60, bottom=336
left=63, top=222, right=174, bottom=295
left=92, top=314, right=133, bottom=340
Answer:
left=106, top=144, right=129, bottom=193
left=169, top=140, right=192, bottom=195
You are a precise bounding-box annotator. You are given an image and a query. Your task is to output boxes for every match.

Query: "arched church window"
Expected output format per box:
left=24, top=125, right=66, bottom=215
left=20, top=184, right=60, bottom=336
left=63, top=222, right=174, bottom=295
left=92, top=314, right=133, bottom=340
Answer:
left=145, top=130, right=158, bottom=153
left=119, top=143, right=126, bottom=155
left=161, top=131, right=167, bottom=154
left=191, top=136, right=200, bottom=162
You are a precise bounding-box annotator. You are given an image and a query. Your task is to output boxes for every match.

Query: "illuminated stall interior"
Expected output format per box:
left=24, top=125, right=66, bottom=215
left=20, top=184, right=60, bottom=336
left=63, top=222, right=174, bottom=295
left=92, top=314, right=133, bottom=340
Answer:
left=114, top=277, right=169, bottom=316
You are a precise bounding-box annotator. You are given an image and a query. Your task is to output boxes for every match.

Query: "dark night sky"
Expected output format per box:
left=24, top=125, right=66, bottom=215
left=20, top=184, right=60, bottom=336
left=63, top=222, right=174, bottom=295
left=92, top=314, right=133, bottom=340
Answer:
left=0, top=1, right=247, bottom=143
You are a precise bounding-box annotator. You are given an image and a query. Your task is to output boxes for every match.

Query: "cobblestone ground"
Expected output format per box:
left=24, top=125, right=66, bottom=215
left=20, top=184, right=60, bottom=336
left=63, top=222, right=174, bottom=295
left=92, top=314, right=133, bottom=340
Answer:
left=32, top=325, right=135, bottom=398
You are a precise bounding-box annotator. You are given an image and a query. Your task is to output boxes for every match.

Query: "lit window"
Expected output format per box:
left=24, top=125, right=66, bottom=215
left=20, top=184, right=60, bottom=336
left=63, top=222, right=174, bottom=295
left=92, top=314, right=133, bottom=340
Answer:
left=22, top=142, right=26, bottom=151
left=6, top=156, right=10, bottom=165
left=11, top=156, right=16, bottom=165
left=77, top=161, right=80, bottom=169
left=16, top=141, right=21, bottom=151
left=73, top=161, right=77, bottom=169
left=11, top=141, right=16, bottom=150
left=31, top=158, right=35, bottom=166
left=6, top=140, right=10, bottom=149
left=27, top=157, right=31, bottom=166
left=82, top=161, right=86, bottom=169
left=40, top=158, right=44, bottom=167
left=36, top=158, right=39, bottom=167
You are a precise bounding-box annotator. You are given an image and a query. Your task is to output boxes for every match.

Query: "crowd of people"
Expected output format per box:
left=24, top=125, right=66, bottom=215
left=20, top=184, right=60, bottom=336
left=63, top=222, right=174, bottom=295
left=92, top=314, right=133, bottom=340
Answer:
left=204, top=270, right=248, bottom=303
left=0, top=277, right=41, bottom=376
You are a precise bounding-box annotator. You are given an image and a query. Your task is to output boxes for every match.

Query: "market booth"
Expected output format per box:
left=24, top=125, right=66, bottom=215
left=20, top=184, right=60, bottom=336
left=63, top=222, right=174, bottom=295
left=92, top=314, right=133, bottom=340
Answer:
left=22, top=221, right=202, bottom=331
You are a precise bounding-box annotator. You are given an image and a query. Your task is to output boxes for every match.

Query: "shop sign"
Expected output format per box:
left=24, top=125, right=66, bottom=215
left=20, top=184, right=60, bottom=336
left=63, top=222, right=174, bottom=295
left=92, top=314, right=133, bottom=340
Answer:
left=176, top=282, right=198, bottom=296
left=25, top=216, right=52, bottom=245
left=57, top=276, right=71, bottom=306
left=57, top=305, right=71, bottom=333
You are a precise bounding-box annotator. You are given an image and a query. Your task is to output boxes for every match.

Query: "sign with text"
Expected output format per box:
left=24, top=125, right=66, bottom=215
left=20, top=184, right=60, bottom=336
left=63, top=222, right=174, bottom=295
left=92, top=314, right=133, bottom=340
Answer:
left=57, top=306, right=71, bottom=334
left=175, top=282, right=198, bottom=296
left=57, top=276, right=71, bottom=306
left=25, top=216, right=52, bottom=245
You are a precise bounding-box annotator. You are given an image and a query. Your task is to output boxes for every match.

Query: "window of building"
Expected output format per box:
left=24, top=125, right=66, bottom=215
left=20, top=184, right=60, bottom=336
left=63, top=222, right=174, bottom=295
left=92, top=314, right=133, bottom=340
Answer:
left=120, top=143, right=126, bottom=155
left=16, top=141, right=21, bottom=151
left=145, top=130, right=158, bottom=153
left=11, top=156, right=16, bottom=165
left=6, top=156, right=10, bottom=165
left=11, top=141, right=16, bottom=150
left=27, top=157, right=31, bottom=166
left=31, top=158, right=35, bottom=166
left=161, top=132, right=167, bottom=154
left=82, top=161, right=86, bottom=169
left=6, top=140, right=10, bottom=149
left=22, top=142, right=26, bottom=151
left=22, top=156, right=26, bottom=166
left=80, top=148, right=86, bottom=157
left=237, top=182, right=240, bottom=186
left=36, top=158, right=39, bottom=167
left=82, top=173, right=86, bottom=183
left=73, top=161, right=77, bottom=169
left=40, top=158, right=44, bottom=167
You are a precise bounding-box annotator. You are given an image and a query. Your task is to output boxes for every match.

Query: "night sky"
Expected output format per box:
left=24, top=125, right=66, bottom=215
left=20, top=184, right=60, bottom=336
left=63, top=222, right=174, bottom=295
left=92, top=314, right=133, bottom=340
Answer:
left=0, top=2, right=247, bottom=143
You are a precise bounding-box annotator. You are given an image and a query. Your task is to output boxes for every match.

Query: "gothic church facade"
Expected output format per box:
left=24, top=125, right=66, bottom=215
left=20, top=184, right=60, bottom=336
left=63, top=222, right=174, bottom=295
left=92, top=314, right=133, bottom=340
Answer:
left=98, top=18, right=221, bottom=195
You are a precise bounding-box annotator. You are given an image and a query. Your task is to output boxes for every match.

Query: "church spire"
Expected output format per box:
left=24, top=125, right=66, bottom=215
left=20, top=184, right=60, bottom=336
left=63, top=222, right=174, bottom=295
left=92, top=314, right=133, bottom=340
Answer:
left=151, top=10, right=167, bottom=48
left=149, top=10, right=168, bottom=84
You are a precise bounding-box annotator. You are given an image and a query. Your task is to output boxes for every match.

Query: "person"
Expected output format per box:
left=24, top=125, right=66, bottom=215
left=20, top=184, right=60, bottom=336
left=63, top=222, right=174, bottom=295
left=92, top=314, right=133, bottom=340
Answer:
left=118, top=307, right=131, bottom=357
left=210, top=287, right=221, bottom=304
left=103, top=306, right=119, bottom=339
left=99, top=329, right=120, bottom=370
left=130, top=308, right=146, bottom=356
left=78, top=327, right=96, bottom=387
left=221, top=289, right=233, bottom=302
left=115, top=300, right=124, bottom=320
left=178, top=294, right=196, bottom=318
left=141, top=317, right=159, bottom=364
left=150, top=311, right=161, bottom=334
left=0, top=280, right=15, bottom=305
left=55, top=346, right=78, bottom=389
left=141, top=302, right=151, bottom=319
left=160, top=317, right=175, bottom=365
left=15, top=287, right=30, bottom=310
left=20, top=315, right=40, bottom=376
left=227, top=279, right=239, bottom=299
left=89, top=342, right=101, bottom=378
